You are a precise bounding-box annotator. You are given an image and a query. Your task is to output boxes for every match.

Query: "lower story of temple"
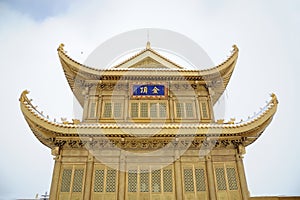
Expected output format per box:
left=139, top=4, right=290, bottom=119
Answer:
left=50, top=148, right=249, bottom=200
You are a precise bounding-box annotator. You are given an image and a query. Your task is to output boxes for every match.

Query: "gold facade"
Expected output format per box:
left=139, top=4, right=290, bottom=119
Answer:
left=20, top=43, right=278, bottom=200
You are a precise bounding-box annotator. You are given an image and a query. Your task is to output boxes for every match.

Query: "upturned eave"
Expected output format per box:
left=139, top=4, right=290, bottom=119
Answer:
left=58, top=44, right=238, bottom=106
left=20, top=90, right=278, bottom=149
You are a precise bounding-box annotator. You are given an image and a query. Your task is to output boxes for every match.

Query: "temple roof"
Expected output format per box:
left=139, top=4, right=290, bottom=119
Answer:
left=19, top=90, right=278, bottom=149
left=58, top=44, right=239, bottom=106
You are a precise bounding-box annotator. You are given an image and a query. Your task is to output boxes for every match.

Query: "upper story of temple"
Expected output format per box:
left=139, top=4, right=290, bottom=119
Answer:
left=58, top=43, right=238, bottom=124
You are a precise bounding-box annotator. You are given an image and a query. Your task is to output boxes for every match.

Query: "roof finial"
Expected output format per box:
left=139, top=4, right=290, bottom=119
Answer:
left=146, top=41, right=151, bottom=49
left=146, top=29, right=151, bottom=49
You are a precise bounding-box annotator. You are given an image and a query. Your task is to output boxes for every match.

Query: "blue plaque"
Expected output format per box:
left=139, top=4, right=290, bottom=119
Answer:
left=132, top=84, right=165, bottom=97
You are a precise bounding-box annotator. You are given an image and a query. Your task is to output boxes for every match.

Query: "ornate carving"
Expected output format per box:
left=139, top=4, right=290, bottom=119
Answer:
left=47, top=136, right=249, bottom=152
left=95, top=83, right=128, bottom=91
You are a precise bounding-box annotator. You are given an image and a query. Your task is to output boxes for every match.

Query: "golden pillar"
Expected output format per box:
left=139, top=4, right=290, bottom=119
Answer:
left=49, top=147, right=61, bottom=200
left=206, top=155, right=217, bottom=200
left=118, top=153, right=126, bottom=200
left=83, top=153, right=94, bottom=200
left=174, top=150, right=183, bottom=199
left=236, top=153, right=249, bottom=200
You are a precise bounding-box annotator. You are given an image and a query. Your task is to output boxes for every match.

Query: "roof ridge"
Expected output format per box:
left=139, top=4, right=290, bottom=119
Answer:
left=58, top=43, right=238, bottom=72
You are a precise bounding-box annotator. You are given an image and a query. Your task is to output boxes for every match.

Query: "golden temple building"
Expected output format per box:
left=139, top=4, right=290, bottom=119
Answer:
left=20, top=42, right=280, bottom=200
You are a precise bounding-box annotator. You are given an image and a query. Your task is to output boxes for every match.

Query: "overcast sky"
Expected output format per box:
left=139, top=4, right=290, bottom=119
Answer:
left=0, top=0, right=299, bottom=199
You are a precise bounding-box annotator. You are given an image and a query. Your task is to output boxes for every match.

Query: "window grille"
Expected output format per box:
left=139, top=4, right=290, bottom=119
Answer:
left=201, top=102, right=208, bottom=119
left=103, top=102, right=112, bottom=118
left=140, top=103, right=148, bottom=118
left=140, top=170, right=149, bottom=192
left=163, top=169, right=173, bottom=192
left=184, top=169, right=194, bottom=192
left=113, top=102, right=122, bottom=118
left=130, top=101, right=167, bottom=118
left=94, top=169, right=104, bottom=192
left=61, top=169, right=72, bottom=192
left=72, top=169, right=84, bottom=192
left=215, top=168, right=227, bottom=190
left=89, top=102, right=96, bottom=118
left=150, top=103, right=157, bottom=118
left=185, top=103, right=194, bottom=118
left=128, top=170, right=138, bottom=192
left=226, top=167, right=238, bottom=190
left=151, top=170, right=161, bottom=192
left=176, top=103, right=184, bottom=118
left=131, top=103, right=138, bottom=118
left=159, top=103, right=167, bottom=118
left=106, top=169, right=116, bottom=192
left=195, top=168, right=206, bottom=191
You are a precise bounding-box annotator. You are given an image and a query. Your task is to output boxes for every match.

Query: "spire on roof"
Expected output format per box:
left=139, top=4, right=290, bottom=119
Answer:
left=146, top=41, right=151, bottom=49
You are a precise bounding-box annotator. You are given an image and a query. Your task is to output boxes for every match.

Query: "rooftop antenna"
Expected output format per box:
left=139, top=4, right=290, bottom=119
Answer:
left=146, top=29, right=151, bottom=49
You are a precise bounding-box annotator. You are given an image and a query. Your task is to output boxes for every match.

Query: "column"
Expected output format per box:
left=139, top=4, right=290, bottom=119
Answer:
left=49, top=148, right=62, bottom=200
left=207, top=88, right=214, bottom=121
left=195, top=96, right=201, bottom=120
left=174, top=150, right=183, bottom=199
left=124, top=95, right=129, bottom=121
left=236, top=154, right=249, bottom=200
left=83, top=153, right=94, bottom=200
left=118, top=152, right=126, bottom=200
left=82, top=92, right=89, bottom=121
left=205, top=155, right=217, bottom=200
left=96, top=95, right=102, bottom=121
left=170, top=95, right=175, bottom=122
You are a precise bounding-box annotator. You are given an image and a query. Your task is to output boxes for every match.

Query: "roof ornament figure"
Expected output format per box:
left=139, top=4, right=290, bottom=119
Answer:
left=19, top=90, right=29, bottom=102
left=57, top=43, right=64, bottom=51
left=271, top=93, right=278, bottom=104
left=146, top=41, right=151, bottom=49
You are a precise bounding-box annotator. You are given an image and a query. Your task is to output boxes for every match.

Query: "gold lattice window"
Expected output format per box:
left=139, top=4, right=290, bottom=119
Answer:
left=201, top=102, right=209, bottom=119
left=185, top=103, right=194, bottom=118
left=176, top=103, right=184, bottom=118
left=93, top=167, right=117, bottom=193
left=72, top=169, right=84, bottom=192
left=61, top=169, right=72, bottom=192
left=102, top=101, right=123, bottom=118
left=140, top=103, right=148, bottom=118
left=127, top=167, right=174, bottom=194
left=195, top=168, right=206, bottom=192
left=106, top=169, right=117, bottom=192
left=150, top=103, right=157, bottom=118
left=61, top=167, right=85, bottom=193
left=151, top=170, right=161, bottom=192
left=159, top=103, right=167, bottom=118
left=103, top=102, right=112, bottom=118
left=130, top=103, right=139, bottom=118
left=163, top=169, right=173, bottom=192
left=176, top=102, right=195, bottom=119
left=226, top=167, right=238, bottom=190
left=89, top=102, right=97, bottom=118
left=215, top=168, right=227, bottom=191
left=113, top=102, right=122, bottom=118
left=184, top=169, right=194, bottom=192
left=94, top=169, right=104, bottom=192
left=130, top=101, right=168, bottom=118
left=140, top=170, right=149, bottom=192
left=128, top=170, right=138, bottom=192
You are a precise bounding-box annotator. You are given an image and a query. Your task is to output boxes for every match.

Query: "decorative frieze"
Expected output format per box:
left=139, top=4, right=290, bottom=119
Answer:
left=47, top=137, right=246, bottom=151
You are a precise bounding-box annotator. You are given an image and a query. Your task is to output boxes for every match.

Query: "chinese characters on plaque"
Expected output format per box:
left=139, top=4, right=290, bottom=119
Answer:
left=131, top=83, right=167, bottom=98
